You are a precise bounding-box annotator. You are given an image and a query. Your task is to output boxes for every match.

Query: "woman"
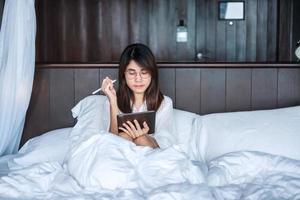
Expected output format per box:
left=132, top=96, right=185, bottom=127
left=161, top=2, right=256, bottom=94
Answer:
left=67, top=45, right=186, bottom=189
left=101, top=43, right=175, bottom=148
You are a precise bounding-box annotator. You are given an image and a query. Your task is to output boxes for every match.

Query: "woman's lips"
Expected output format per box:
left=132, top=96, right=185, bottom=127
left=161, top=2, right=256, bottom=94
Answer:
left=133, top=85, right=145, bottom=88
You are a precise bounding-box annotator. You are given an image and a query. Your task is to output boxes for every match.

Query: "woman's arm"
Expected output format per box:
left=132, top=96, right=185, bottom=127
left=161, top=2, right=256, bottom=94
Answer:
left=109, top=100, right=119, bottom=134
left=101, top=77, right=119, bottom=135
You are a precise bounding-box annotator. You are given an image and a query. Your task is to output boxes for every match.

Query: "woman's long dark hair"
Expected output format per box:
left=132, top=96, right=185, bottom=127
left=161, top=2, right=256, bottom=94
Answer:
left=117, top=43, right=164, bottom=113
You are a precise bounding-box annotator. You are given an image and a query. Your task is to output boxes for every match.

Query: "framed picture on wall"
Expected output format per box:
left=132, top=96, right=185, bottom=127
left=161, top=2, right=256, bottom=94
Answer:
left=218, top=1, right=245, bottom=20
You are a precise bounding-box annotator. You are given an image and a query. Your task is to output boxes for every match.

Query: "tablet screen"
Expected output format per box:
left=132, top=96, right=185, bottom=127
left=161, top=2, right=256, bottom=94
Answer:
left=117, top=111, right=156, bottom=134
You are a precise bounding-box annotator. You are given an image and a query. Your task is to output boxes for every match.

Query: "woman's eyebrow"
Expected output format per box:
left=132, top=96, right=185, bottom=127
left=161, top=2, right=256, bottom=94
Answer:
left=126, top=67, right=148, bottom=72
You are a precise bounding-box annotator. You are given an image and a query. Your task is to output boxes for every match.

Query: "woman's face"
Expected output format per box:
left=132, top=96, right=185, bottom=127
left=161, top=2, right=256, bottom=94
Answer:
left=125, top=60, right=151, bottom=96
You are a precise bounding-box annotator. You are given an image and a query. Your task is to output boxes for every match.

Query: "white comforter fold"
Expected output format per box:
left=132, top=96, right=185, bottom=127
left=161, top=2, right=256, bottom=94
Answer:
left=67, top=132, right=206, bottom=191
left=208, top=151, right=300, bottom=199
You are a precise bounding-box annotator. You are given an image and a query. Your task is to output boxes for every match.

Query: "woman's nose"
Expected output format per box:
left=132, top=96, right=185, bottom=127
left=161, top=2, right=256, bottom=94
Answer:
left=134, top=73, right=143, bottom=81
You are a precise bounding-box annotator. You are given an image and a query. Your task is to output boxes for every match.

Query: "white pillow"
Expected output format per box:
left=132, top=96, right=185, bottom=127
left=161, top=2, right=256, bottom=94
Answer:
left=196, top=106, right=300, bottom=161
left=72, top=95, right=109, bottom=131
left=8, top=128, right=72, bottom=169
left=173, top=109, right=198, bottom=152
left=72, top=95, right=198, bottom=144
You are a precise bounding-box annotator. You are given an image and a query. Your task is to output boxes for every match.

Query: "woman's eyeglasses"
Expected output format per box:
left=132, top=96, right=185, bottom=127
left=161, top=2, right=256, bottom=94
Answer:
left=125, top=69, right=151, bottom=80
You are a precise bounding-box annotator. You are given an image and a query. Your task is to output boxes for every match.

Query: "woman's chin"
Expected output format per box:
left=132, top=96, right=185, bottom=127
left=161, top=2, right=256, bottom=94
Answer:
left=132, top=88, right=146, bottom=94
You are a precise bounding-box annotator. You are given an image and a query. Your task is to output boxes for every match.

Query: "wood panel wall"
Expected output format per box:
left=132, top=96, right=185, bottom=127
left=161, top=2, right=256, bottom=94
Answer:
left=278, top=0, right=293, bottom=61
left=291, top=0, right=300, bottom=61
left=21, top=63, right=300, bottom=146
left=278, top=0, right=300, bottom=62
left=0, top=0, right=5, bottom=30
left=35, top=0, right=279, bottom=62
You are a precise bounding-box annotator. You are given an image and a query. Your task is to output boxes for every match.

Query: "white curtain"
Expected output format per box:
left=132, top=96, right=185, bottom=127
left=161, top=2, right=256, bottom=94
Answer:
left=0, top=0, right=36, bottom=156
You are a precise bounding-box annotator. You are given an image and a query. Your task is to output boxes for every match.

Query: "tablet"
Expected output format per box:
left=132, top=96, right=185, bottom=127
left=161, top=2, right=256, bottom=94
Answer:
left=117, top=111, right=156, bottom=134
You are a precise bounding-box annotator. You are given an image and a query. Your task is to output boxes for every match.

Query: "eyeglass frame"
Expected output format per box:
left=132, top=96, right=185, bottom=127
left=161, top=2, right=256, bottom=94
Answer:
left=124, top=69, right=151, bottom=80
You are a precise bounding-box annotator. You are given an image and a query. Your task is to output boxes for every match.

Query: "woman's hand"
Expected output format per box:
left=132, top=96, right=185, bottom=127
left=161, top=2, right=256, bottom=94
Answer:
left=134, top=134, right=159, bottom=148
left=118, top=121, right=158, bottom=148
left=101, top=77, right=117, bottom=103
left=118, top=120, right=149, bottom=139
left=118, top=132, right=133, bottom=142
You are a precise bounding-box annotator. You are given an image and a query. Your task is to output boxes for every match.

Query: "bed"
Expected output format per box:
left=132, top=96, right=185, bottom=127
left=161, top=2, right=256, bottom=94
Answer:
left=0, top=94, right=300, bottom=200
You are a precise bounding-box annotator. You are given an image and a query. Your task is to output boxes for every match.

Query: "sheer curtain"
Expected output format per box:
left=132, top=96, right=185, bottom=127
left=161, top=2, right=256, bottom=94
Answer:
left=0, top=0, right=36, bottom=156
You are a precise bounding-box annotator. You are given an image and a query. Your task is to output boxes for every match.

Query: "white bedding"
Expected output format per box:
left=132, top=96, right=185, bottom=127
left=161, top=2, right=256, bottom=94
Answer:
left=0, top=155, right=16, bottom=177
left=0, top=102, right=300, bottom=199
left=0, top=128, right=300, bottom=199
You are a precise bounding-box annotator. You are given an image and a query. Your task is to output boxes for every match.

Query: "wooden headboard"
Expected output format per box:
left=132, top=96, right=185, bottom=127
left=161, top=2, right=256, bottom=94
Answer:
left=21, top=62, right=300, bottom=146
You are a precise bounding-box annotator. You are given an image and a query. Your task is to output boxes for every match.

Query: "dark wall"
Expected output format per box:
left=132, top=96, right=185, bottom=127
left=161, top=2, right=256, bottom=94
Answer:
left=278, top=0, right=300, bottom=62
left=22, top=63, right=300, bottom=146
left=292, top=0, right=300, bottom=61
left=0, top=0, right=5, bottom=30
left=36, top=0, right=279, bottom=63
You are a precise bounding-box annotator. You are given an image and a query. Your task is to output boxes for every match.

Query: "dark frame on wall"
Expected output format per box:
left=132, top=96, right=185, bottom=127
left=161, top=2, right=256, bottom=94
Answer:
left=218, top=1, right=245, bottom=20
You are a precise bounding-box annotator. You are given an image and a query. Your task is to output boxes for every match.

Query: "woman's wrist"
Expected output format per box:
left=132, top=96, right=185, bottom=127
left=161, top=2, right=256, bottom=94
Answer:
left=147, top=135, right=159, bottom=148
left=109, top=98, right=120, bottom=113
left=109, top=97, right=117, bottom=106
left=119, top=132, right=133, bottom=141
left=134, top=135, right=158, bottom=148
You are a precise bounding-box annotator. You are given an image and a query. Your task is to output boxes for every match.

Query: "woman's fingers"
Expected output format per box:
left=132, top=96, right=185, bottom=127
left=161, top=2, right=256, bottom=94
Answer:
left=121, top=123, right=135, bottom=138
left=133, top=120, right=141, bottom=130
left=126, top=121, right=139, bottom=138
left=105, top=83, right=112, bottom=94
left=133, top=120, right=144, bottom=137
left=101, top=77, right=113, bottom=90
left=126, top=121, right=136, bottom=131
left=101, top=77, right=116, bottom=100
left=120, top=120, right=149, bottom=139
left=142, top=122, right=150, bottom=134
left=118, top=127, right=128, bottom=133
left=118, top=127, right=132, bottom=138
left=118, top=132, right=133, bottom=141
left=101, top=77, right=110, bottom=90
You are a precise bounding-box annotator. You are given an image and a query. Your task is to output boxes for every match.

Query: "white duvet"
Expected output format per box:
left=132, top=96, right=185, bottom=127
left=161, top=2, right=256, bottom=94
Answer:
left=0, top=129, right=300, bottom=199
left=67, top=132, right=206, bottom=192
